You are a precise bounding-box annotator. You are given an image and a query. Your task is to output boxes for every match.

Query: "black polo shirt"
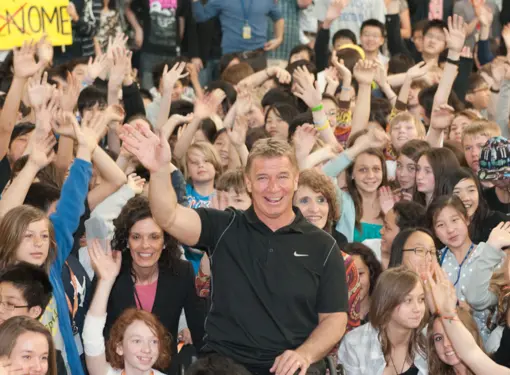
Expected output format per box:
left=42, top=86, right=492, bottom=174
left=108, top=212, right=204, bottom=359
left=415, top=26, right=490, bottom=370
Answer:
left=195, top=206, right=348, bottom=367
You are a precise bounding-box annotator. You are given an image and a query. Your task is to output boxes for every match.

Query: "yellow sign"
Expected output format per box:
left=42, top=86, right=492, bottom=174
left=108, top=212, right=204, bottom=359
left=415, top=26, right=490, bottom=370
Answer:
left=0, top=0, right=73, bottom=49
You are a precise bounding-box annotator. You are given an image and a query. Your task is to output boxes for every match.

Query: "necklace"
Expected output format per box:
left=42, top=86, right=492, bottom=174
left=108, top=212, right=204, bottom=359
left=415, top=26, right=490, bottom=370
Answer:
left=389, top=353, right=406, bottom=375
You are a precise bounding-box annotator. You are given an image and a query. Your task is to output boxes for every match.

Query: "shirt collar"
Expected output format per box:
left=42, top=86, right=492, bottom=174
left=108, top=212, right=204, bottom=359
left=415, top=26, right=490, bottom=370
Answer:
left=245, top=205, right=306, bottom=234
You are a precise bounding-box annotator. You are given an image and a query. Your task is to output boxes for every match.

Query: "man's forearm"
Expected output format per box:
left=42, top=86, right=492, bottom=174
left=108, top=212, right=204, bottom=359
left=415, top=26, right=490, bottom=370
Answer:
left=296, top=313, right=347, bottom=364
left=150, top=166, right=178, bottom=232
left=273, top=18, right=284, bottom=41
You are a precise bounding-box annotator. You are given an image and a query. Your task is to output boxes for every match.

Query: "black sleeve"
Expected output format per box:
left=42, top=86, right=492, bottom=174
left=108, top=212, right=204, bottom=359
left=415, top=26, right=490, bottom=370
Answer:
left=452, top=57, right=474, bottom=103
left=317, top=243, right=348, bottom=313
left=122, top=83, right=146, bottom=119
left=195, top=208, right=236, bottom=252
left=171, top=170, right=187, bottom=205
left=385, top=14, right=412, bottom=59
left=494, top=325, right=510, bottom=368
left=183, top=261, right=206, bottom=351
left=314, top=28, right=331, bottom=73
left=180, top=0, right=200, bottom=58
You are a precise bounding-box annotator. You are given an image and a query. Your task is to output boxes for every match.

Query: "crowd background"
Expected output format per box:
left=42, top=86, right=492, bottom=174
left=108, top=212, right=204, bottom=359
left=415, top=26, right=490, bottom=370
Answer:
left=2, top=0, right=510, bottom=374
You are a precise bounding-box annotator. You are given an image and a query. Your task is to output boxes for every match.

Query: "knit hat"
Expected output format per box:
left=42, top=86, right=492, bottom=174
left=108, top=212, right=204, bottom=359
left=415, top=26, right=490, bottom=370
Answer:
left=478, top=136, right=510, bottom=181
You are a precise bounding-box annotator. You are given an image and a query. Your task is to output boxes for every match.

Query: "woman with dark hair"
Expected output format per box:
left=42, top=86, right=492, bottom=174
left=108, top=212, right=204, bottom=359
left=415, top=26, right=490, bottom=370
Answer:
left=106, top=196, right=205, bottom=374
left=264, top=102, right=299, bottom=140
left=416, top=148, right=461, bottom=206
left=444, top=167, right=507, bottom=243
left=344, top=242, right=383, bottom=324
left=427, top=195, right=510, bottom=342
left=396, top=140, right=431, bottom=200
left=339, top=267, right=428, bottom=374
left=388, top=227, right=438, bottom=272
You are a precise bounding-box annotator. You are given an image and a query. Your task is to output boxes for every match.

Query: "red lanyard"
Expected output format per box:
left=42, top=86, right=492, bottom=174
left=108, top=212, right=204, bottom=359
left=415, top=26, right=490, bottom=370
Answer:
left=65, top=262, right=78, bottom=332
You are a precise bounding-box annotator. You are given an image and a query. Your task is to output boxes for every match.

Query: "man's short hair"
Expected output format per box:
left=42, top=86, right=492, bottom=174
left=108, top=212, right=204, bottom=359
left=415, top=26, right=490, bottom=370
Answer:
left=361, top=19, right=385, bottom=37
left=466, top=73, right=487, bottom=94
left=0, top=263, right=53, bottom=317
left=332, top=29, right=357, bottom=46
left=185, top=354, right=251, bottom=375
left=462, top=120, right=502, bottom=145
left=246, top=138, right=298, bottom=173
left=216, top=169, right=247, bottom=194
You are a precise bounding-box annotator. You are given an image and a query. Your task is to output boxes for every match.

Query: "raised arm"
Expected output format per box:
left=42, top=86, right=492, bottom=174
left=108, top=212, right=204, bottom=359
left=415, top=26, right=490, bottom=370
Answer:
left=237, top=66, right=291, bottom=90
left=0, top=42, right=44, bottom=160
left=155, top=62, right=188, bottom=131
left=429, top=264, right=510, bottom=375
left=120, top=123, right=202, bottom=246
left=83, top=240, right=122, bottom=375
left=349, top=60, right=377, bottom=138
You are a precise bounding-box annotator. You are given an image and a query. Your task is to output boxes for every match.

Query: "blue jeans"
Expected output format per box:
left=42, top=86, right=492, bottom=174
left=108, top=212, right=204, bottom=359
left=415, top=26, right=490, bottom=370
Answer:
left=140, top=52, right=176, bottom=90
left=199, top=59, right=220, bottom=87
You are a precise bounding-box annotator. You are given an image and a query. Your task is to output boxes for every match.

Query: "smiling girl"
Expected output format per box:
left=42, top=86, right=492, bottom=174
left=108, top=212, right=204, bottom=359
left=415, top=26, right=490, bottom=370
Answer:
left=427, top=195, right=510, bottom=341
left=396, top=140, right=430, bottom=198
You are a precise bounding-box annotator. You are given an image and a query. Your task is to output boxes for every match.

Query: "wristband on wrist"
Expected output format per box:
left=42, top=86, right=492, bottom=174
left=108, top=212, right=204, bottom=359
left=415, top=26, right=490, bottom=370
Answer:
left=315, top=119, right=330, bottom=131
left=446, top=58, right=460, bottom=66
left=311, top=103, right=324, bottom=112
left=441, top=313, right=459, bottom=322
left=491, top=87, right=501, bottom=94
left=341, top=86, right=352, bottom=91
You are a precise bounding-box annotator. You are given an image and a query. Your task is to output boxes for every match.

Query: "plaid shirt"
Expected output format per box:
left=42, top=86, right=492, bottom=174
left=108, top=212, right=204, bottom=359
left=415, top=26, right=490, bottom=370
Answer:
left=338, top=323, right=428, bottom=374
left=268, top=0, right=301, bottom=60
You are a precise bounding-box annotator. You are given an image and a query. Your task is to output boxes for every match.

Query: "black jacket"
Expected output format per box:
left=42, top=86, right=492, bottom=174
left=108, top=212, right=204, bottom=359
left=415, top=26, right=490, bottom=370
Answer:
left=103, top=260, right=206, bottom=374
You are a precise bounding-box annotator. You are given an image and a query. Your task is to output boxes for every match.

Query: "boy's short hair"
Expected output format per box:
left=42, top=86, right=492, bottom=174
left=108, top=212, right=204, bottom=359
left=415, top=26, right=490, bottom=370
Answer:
left=169, top=100, right=195, bottom=117
left=418, top=84, right=464, bottom=119
left=413, top=19, right=429, bottom=34
left=466, top=73, right=487, bottom=94
left=77, top=86, right=107, bottom=115
left=245, top=127, right=270, bottom=151
left=332, top=29, right=357, bottom=46
left=461, top=120, right=502, bottom=145
left=289, top=44, right=316, bottom=64
left=261, top=88, right=295, bottom=109
left=423, top=19, right=448, bottom=38
left=287, top=60, right=318, bottom=80
left=221, top=63, right=255, bottom=86
left=361, top=19, right=385, bottom=37
left=0, top=263, right=53, bottom=317
left=216, top=169, right=247, bottom=194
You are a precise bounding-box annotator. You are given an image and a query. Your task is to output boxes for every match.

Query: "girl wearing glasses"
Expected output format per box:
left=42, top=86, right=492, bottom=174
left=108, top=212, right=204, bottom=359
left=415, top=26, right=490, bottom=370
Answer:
left=388, top=227, right=438, bottom=272
left=427, top=195, right=510, bottom=342
left=339, top=267, right=428, bottom=375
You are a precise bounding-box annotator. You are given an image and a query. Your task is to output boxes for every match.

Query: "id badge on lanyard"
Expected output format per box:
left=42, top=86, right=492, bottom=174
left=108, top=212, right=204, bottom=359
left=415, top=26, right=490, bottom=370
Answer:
left=240, top=0, right=252, bottom=40
left=242, top=23, right=252, bottom=40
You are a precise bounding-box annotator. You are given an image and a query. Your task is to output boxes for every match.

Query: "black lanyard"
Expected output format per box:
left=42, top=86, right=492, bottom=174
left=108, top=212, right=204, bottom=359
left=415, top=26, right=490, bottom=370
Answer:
left=439, top=243, right=475, bottom=286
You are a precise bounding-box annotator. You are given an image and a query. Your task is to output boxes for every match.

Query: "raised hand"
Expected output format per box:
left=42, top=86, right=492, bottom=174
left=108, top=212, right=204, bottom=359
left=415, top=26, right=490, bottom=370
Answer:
left=272, top=67, right=292, bottom=85
left=0, top=358, right=23, bottom=375
left=88, top=239, right=122, bottom=283
left=59, top=72, right=81, bottom=112
left=228, top=117, right=248, bottom=148
left=367, top=127, right=390, bottom=149
left=161, top=62, right=189, bottom=93
left=13, top=40, right=44, bottom=78
left=487, top=222, right=510, bottom=250
left=444, top=15, right=467, bottom=54
left=324, top=67, right=340, bottom=89
left=85, top=54, right=109, bottom=83
left=53, top=111, right=80, bottom=140
left=36, top=34, right=53, bottom=66
left=378, top=186, right=396, bottom=214
left=430, top=104, right=455, bottom=130
left=293, top=124, right=318, bottom=159
left=35, top=89, right=60, bottom=134
left=126, top=173, right=146, bottom=195
left=331, top=56, right=352, bottom=83
left=120, top=123, right=172, bottom=173
left=353, top=60, right=377, bottom=85
left=373, top=61, right=388, bottom=88
left=293, top=66, right=322, bottom=109
left=28, top=71, right=53, bottom=111
left=194, top=93, right=224, bottom=120
left=81, top=112, right=109, bottom=151
left=109, top=47, right=132, bottom=89
left=325, top=0, right=349, bottom=22
left=236, top=91, right=253, bottom=116
left=161, top=113, right=194, bottom=140
left=427, top=262, right=458, bottom=316
left=477, top=5, right=494, bottom=27
left=28, top=131, right=56, bottom=169
left=406, top=61, right=433, bottom=81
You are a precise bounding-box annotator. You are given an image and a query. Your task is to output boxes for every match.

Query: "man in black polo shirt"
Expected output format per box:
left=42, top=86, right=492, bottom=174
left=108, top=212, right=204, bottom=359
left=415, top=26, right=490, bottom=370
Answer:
left=121, top=127, right=348, bottom=375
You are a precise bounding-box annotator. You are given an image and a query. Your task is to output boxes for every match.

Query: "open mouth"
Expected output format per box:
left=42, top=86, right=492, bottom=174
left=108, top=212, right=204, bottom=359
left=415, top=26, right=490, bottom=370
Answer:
left=137, top=355, right=153, bottom=365
left=137, top=252, right=154, bottom=259
left=265, top=197, right=283, bottom=205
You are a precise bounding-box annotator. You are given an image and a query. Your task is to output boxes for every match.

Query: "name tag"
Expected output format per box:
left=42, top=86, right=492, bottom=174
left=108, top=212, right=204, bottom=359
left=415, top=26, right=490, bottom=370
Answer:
left=242, top=24, right=252, bottom=40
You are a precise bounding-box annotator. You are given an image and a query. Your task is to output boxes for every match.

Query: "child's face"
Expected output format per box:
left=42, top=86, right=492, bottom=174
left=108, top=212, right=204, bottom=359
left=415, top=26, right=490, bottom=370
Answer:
left=16, top=219, right=50, bottom=268
left=463, top=133, right=489, bottom=172
left=213, top=132, right=231, bottom=168
left=72, top=63, right=88, bottom=84
left=449, top=115, right=471, bottom=144
left=423, top=27, right=446, bottom=57
left=187, top=149, right=216, bottom=184
left=360, top=25, right=384, bottom=53
left=390, top=120, right=419, bottom=151
left=0, top=282, right=40, bottom=325
left=408, top=86, right=421, bottom=107
left=323, top=99, right=339, bottom=128
left=171, top=80, right=184, bottom=101
left=265, top=109, right=289, bottom=140
left=220, top=188, right=252, bottom=211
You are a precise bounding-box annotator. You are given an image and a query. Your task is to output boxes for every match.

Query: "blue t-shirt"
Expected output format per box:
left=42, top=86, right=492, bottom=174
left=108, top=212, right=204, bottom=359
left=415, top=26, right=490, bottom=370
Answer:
left=192, top=0, right=282, bottom=54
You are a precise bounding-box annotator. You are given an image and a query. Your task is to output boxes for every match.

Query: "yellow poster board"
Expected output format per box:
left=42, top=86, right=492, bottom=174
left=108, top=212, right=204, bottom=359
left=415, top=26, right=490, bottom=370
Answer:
left=0, top=0, right=73, bottom=49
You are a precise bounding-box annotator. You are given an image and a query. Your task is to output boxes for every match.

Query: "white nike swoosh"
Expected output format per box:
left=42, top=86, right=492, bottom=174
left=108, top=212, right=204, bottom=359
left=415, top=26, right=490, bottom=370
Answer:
left=294, top=251, right=309, bottom=257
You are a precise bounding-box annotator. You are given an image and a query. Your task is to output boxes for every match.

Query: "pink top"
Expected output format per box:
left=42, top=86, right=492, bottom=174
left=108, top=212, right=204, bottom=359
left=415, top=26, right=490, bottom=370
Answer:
left=134, top=280, right=158, bottom=312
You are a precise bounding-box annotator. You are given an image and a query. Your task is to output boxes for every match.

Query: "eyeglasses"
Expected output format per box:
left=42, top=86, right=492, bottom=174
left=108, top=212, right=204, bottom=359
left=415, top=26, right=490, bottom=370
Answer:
left=0, top=300, right=29, bottom=312
left=402, top=247, right=437, bottom=258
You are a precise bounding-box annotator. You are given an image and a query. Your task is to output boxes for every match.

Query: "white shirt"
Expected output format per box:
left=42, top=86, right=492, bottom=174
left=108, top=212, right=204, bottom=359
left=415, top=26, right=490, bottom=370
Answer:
left=362, top=239, right=382, bottom=262
left=338, top=323, right=428, bottom=375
